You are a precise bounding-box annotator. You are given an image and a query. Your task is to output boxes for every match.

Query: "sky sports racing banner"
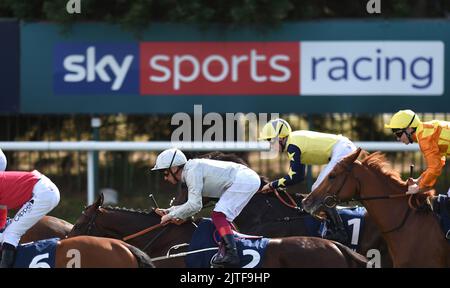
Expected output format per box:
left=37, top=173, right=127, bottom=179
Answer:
left=22, top=21, right=448, bottom=114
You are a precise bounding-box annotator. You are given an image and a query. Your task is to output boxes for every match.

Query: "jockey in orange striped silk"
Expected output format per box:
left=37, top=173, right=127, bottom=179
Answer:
left=385, top=110, right=450, bottom=195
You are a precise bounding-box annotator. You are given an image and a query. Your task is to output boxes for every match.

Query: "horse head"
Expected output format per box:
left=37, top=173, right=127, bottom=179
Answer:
left=69, top=193, right=161, bottom=239
left=68, top=194, right=196, bottom=266
left=302, top=148, right=362, bottom=216
left=69, top=193, right=105, bottom=237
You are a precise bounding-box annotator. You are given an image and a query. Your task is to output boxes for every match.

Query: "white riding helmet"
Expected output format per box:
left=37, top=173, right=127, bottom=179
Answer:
left=151, top=148, right=187, bottom=171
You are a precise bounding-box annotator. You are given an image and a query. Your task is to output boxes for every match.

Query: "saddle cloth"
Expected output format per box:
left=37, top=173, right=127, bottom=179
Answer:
left=13, top=238, right=59, bottom=268
left=432, top=194, right=450, bottom=242
left=186, top=218, right=269, bottom=268
left=304, top=206, right=366, bottom=251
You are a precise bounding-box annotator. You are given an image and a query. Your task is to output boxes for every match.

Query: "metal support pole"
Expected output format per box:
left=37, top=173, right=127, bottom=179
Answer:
left=87, top=150, right=95, bottom=205
left=306, top=115, right=313, bottom=192
left=91, top=117, right=101, bottom=204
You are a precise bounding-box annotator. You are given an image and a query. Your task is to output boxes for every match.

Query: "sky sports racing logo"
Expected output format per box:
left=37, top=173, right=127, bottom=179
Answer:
left=53, top=41, right=444, bottom=96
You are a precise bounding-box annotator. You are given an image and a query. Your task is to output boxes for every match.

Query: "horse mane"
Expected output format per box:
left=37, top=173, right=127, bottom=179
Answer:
left=359, top=151, right=435, bottom=210
left=103, top=206, right=155, bottom=216
left=360, top=152, right=405, bottom=186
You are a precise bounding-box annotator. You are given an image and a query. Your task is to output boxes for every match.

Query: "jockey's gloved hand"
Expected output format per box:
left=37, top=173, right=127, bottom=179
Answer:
left=155, top=208, right=169, bottom=217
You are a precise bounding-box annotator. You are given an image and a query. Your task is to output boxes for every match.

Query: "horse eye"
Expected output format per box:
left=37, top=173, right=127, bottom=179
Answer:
left=328, top=174, right=336, bottom=180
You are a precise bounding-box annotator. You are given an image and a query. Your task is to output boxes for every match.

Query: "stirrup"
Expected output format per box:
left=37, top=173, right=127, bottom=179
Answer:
left=446, top=230, right=450, bottom=240
left=211, top=254, right=225, bottom=268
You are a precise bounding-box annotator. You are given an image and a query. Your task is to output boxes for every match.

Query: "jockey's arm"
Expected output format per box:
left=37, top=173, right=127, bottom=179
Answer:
left=168, top=165, right=204, bottom=220
left=418, top=138, right=445, bottom=189
left=271, top=144, right=306, bottom=189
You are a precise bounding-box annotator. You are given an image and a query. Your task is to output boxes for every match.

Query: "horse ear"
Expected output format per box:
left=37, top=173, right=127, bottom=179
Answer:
left=344, top=147, right=362, bottom=164
left=94, top=193, right=104, bottom=208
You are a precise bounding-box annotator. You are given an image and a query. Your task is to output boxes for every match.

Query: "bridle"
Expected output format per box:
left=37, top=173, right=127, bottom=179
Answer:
left=322, top=163, right=359, bottom=209
left=78, top=209, right=99, bottom=236
left=320, top=162, right=411, bottom=234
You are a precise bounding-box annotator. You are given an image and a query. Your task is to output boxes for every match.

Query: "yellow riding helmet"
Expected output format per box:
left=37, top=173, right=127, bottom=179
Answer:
left=385, top=110, right=421, bottom=129
left=259, top=119, right=292, bottom=140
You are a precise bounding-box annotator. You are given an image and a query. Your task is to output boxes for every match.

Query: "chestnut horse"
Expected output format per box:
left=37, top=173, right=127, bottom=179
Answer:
left=51, top=235, right=153, bottom=268
left=303, top=148, right=450, bottom=267
left=20, top=216, right=73, bottom=243
left=68, top=194, right=368, bottom=268
left=8, top=217, right=152, bottom=268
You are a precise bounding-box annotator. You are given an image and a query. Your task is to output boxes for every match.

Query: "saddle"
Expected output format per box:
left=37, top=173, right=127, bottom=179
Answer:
left=13, top=238, right=59, bottom=268
left=186, top=219, right=269, bottom=268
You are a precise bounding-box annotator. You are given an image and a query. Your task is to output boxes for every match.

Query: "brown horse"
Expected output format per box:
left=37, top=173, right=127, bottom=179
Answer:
left=191, top=152, right=392, bottom=267
left=68, top=194, right=368, bottom=268
left=20, top=216, right=73, bottom=243
left=9, top=217, right=152, bottom=268
left=302, top=148, right=450, bottom=268
left=52, top=235, right=153, bottom=268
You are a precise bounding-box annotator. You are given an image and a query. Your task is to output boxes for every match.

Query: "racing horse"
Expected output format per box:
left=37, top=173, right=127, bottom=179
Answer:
left=233, top=189, right=392, bottom=267
left=68, top=194, right=368, bottom=268
left=19, top=216, right=73, bottom=243
left=5, top=217, right=152, bottom=267
left=51, top=235, right=153, bottom=268
left=183, top=152, right=392, bottom=267
left=302, top=148, right=450, bottom=267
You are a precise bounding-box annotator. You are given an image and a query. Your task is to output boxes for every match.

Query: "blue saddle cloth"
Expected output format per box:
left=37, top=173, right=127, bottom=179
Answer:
left=304, top=206, right=366, bottom=251
left=186, top=219, right=269, bottom=268
left=433, top=194, right=450, bottom=242
left=13, top=238, right=59, bottom=268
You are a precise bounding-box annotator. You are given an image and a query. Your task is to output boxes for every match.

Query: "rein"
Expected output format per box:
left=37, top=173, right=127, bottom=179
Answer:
left=82, top=207, right=172, bottom=248
left=123, top=223, right=166, bottom=241
left=273, top=188, right=303, bottom=211
left=355, top=193, right=409, bottom=201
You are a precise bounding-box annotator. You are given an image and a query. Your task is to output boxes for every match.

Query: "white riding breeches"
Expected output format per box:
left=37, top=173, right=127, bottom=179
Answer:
left=312, top=137, right=357, bottom=192
left=213, top=167, right=261, bottom=222
left=0, top=149, right=6, bottom=171
left=0, top=175, right=60, bottom=247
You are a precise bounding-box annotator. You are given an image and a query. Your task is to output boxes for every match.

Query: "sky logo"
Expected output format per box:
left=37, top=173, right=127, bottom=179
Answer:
left=54, top=43, right=139, bottom=94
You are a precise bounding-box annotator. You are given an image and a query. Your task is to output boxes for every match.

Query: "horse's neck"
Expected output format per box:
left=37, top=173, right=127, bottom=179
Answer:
left=100, top=209, right=159, bottom=236
left=354, top=165, right=446, bottom=266
left=148, top=222, right=196, bottom=258
left=354, top=165, right=410, bottom=235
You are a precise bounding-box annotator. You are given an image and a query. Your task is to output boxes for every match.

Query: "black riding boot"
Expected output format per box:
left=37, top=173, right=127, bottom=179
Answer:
left=212, top=234, right=240, bottom=268
left=0, top=243, right=16, bottom=268
left=324, top=207, right=349, bottom=244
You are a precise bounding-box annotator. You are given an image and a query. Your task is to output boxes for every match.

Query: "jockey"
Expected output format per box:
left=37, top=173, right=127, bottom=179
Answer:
left=259, top=118, right=357, bottom=243
left=0, top=170, right=60, bottom=268
left=152, top=148, right=260, bottom=268
left=385, top=109, right=450, bottom=195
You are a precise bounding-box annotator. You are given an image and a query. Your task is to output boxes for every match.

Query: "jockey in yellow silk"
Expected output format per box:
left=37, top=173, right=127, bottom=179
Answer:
left=259, top=118, right=357, bottom=243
